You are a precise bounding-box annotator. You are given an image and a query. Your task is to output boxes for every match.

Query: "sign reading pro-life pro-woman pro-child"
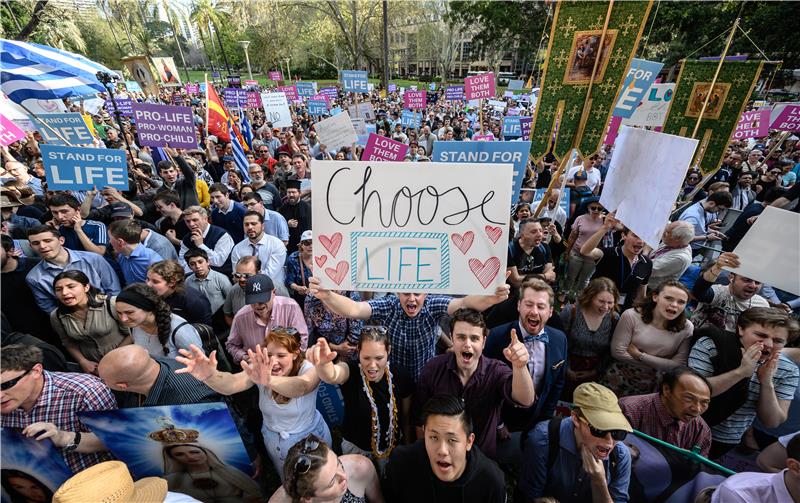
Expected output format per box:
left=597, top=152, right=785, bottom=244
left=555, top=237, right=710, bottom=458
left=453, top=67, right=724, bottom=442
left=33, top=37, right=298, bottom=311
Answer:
left=312, top=161, right=512, bottom=295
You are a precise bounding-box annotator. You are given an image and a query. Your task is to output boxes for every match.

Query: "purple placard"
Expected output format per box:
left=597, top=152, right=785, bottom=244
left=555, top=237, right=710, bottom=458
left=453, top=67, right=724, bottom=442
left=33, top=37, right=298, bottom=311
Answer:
left=519, top=117, right=532, bottom=141
left=106, top=98, right=133, bottom=116
left=733, top=110, right=770, bottom=139
left=0, top=114, right=27, bottom=146
left=320, top=87, right=339, bottom=100
left=268, top=71, right=283, bottom=82
left=473, top=134, right=495, bottom=142
left=771, top=105, right=800, bottom=132
left=277, top=85, right=298, bottom=101
left=223, top=88, right=248, bottom=108
left=445, top=85, right=464, bottom=101
left=185, top=83, right=199, bottom=94
left=246, top=92, right=262, bottom=109
left=465, top=72, right=495, bottom=100
left=388, top=83, right=397, bottom=93
left=362, top=133, right=409, bottom=162
left=132, top=103, right=197, bottom=149
left=404, top=90, right=426, bottom=109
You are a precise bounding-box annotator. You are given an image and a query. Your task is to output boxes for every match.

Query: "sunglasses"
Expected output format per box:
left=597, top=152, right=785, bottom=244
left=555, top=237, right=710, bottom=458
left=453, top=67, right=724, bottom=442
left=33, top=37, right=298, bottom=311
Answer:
left=588, top=206, right=603, bottom=212
left=290, top=436, right=320, bottom=492
left=300, top=240, right=312, bottom=246
left=362, top=325, right=388, bottom=336
left=581, top=418, right=627, bottom=441
left=769, top=171, right=782, bottom=175
left=232, top=272, right=255, bottom=279
left=1, top=369, right=32, bottom=391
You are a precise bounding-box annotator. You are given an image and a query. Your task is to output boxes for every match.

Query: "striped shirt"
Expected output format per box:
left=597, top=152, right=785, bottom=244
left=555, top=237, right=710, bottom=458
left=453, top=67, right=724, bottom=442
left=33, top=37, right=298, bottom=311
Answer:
left=59, top=220, right=108, bottom=252
left=1, top=371, right=117, bottom=473
left=143, top=358, right=221, bottom=406
left=688, top=336, right=799, bottom=444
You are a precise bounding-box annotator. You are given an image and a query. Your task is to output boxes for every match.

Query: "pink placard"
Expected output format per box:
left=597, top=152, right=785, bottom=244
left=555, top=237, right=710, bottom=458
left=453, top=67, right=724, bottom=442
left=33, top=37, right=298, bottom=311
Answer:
left=361, top=133, right=409, bottom=161
left=277, top=85, right=298, bottom=101
left=465, top=72, right=495, bottom=100
left=770, top=105, right=800, bottom=132
left=311, top=93, right=330, bottom=106
left=404, top=90, right=427, bottom=109
left=603, top=116, right=623, bottom=146
left=473, top=134, right=495, bottom=142
left=733, top=110, right=770, bottom=139
left=244, top=79, right=258, bottom=87
left=184, top=83, right=199, bottom=94
left=268, top=71, right=283, bottom=82
left=0, top=114, right=27, bottom=146
left=246, top=92, right=262, bottom=109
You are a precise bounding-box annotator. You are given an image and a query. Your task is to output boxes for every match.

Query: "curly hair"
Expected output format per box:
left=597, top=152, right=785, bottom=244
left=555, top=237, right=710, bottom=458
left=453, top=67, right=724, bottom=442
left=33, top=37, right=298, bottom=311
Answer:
left=119, top=283, right=174, bottom=356
left=635, top=280, right=690, bottom=333
left=148, top=260, right=186, bottom=293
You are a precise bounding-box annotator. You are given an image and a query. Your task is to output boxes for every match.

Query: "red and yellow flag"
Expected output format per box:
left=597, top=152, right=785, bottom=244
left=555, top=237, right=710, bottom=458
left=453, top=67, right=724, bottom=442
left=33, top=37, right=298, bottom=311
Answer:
left=206, top=79, right=231, bottom=143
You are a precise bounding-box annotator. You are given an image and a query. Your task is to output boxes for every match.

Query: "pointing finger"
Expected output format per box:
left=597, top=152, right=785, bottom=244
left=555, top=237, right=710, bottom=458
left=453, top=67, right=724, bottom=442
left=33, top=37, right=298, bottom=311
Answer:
left=509, top=328, right=519, bottom=346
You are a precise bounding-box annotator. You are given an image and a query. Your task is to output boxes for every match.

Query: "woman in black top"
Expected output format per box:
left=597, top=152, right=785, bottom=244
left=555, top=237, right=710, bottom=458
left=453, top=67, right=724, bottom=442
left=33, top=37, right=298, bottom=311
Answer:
left=146, top=260, right=212, bottom=326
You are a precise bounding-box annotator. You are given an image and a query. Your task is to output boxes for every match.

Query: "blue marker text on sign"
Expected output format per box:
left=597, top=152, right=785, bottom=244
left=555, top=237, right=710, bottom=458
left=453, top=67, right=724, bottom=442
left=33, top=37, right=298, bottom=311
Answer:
left=340, top=70, right=369, bottom=93
left=352, top=232, right=450, bottom=290
left=30, top=113, right=94, bottom=146
left=42, top=144, right=128, bottom=191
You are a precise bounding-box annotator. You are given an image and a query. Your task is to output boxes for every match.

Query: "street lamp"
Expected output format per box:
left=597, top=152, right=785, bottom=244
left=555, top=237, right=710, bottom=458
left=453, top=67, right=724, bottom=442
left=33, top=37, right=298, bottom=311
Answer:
left=238, top=40, right=253, bottom=80
left=285, top=57, right=292, bottom=81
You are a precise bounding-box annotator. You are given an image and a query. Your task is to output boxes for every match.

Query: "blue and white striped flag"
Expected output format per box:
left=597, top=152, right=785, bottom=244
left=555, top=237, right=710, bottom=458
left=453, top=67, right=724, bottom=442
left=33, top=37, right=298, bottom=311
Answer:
left=240, top=115, right=254, bottom=150
left=0, top=39, right=119, bottom=107
left=228, top=119, right=251, bottom=183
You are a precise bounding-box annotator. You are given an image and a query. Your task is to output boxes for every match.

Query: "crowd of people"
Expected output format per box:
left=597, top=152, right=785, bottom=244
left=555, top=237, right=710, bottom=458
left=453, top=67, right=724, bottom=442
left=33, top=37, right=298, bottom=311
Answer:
left=1, top=75, right=800, bottom=503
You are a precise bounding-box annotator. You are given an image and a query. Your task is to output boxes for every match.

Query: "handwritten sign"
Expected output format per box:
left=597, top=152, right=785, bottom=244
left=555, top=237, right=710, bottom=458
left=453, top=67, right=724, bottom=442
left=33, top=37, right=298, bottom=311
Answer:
left=445, top=85, right=464, bottom=101
left=312, top=161, right=512, bottom=294
left=612, top=59, right=664, bottom=119
left=277, top=85, right=298, bottom=102
left=268, top=71, right=283, bottom=81
left=0, top=114, right=27, bottom=146
left=733, top=110, right=770, bottom=139
left=315, top=111, right=357, bottom=151
left=340, top=70, right=369, bottom=93
left=502, top=116, right=521, bottom=138
left=42, top=144, right=128, bottom=191
left=362, top=133, right=408, bottom=161
left=132, top=103, right=197, bottom=149
left=620, top=83, right=675, bottom=128
left=30, top=113, right=94, bottom=146
left=261, top=92, right=292, bottom=128
left=519, top=116, right=533, bottom=141
left=308, top=99, right=329, bottom=116
left=400, top=110, right=421, bottom=128
left=770, top=104, right=800, bottom=132
left=404, top=90, right=426, bottom=109
left=296, top=81, right=317, bottom=98
left=465, top=72, right=495, bottom=100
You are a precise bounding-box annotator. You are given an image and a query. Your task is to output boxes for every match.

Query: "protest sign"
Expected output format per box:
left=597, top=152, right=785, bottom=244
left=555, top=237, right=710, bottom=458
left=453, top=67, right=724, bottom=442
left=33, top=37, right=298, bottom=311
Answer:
left=404, top=90, right=426, bottom=109
left=351, top=117, right=367, bottom=136
left=30, top=113, right=94, bottom=145
left=330, top=106, right=342, bottom=116
left=42, top=144, right=128, bottom=191
left=503, top=91, right=514, bottom=99
left=507, top=107, right=520, bottom=116
left=600, top=127, right=698, bottom=248
left=340, top=70, right=369, bottom=93
left=465, top=72, right=495, bottom=100
left=388, top=83, right=397, bottom=93
left=184, top=83, right=199, bottom=94
left=246, top=91, right=262, bottom=109
left=432, top=140, right=532, bottom=200
left=153, top=57, right=181, bottom=85
left=347, top=103, right=375, bottom=121
left=1, top=429, right=73, bottom=500
left=296, top=81, right=317, bottom=98
left=445, top=85, right=464, bottom=101
left=621, top=83, right=675, bottom=128
left=502, top=116, right=522, bottom=138
left=0, top=114, right=27, bottom=146
left=244, top=79, right=258, bottom=88
left=268, top=70, right=283, bottom=81
left=613, top=59, right=664, bottom=118
left=320, top=86, right=339, bottom=100
left=362, top=133, right=409, bottom=161
left=132, top=103, right=197, bottom=149
left=227, top=75, right=241, bottom=87
left=312, top=161, right=512, bottom=294
left=770, top=104, right=800, bottom=132
left=488, top=99, right=507, bottom=111
left=767, top=102, right=799, bottom=126
left=733, top=110, right=770, bottom=139
left=725, top=206, right=800, bottom=295
left=508, top=79, right=524, bottom=91
left=473, top=134, right=495, bottom=141
left=604, top=116, right=623, bottom=146
left=308, top=99, right=329, bottom=116
left=223, top=87, right=248, bottom=109
left=315, top=111, right=357, bottom=151
left=211, top=71, right=221, bottom=79
left=80, top=403, right=260, bottom=500
left=277, top=85, right=298, bottom=101
left=429, top=83, right=436, bottom=91
left=105, top=98, right=133, bottom=116
left=0, top=95, right=36, bottom=131
left=519, top=116, right=533, bottom=141
left=261, top=92, right=292, bottom=128
left=400, top=110, right=421, bottom=128
left=125, top=80, right=142, bottom=92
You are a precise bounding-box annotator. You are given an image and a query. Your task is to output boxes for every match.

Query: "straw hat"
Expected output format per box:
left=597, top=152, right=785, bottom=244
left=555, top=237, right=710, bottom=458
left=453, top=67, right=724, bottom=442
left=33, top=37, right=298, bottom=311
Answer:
left=53, top=461, right=167, bottom=503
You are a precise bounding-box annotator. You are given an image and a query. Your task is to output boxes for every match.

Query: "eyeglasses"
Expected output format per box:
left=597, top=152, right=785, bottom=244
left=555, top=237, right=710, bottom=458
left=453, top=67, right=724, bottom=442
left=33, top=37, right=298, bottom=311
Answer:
left=588, top=206, right=603, bottom=212
left=1, top=369, right=32, bottom=391
left=232, top=272, right=255, bottom=279
left=581, top=418, right=627, bottom=441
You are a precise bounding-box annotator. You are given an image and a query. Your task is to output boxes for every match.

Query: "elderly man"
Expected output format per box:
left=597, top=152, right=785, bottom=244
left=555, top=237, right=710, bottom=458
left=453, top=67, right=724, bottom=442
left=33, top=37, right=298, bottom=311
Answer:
left=648, top=221, right=694, bottom=289
left=539, top=189, right=567, bottom=229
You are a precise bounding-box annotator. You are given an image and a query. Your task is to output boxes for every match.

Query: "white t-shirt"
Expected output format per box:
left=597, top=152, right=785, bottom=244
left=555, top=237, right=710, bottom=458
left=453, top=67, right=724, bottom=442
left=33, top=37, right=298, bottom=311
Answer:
left=131, top=314, right=202, bottom=358
left=259, top=360, right=319, bottom=435
left=566, top=165, right=601, bottom=192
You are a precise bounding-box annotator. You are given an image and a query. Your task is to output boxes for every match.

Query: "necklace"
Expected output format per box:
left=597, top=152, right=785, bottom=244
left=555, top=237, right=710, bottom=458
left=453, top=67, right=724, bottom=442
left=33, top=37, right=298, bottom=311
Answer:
left=360, top=364, right=398, bottom=459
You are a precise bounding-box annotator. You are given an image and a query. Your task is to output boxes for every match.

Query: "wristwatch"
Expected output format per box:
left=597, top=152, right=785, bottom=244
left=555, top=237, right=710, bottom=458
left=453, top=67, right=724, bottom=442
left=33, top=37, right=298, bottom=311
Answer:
left=63, top=431, right=81, bottom=452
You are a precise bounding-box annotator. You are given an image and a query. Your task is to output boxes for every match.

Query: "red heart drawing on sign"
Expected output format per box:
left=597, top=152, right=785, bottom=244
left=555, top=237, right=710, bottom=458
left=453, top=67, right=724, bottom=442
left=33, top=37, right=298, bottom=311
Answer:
left=484, top=226, right=502, bottom=244
left=314, top=256, right=328, bottom=268
left=319, top=233, right=343, bottom=257
left=468, top=257, right=500, bottom=288
left=450, top=231, right=474, bottom=255
left=325, top=261, right=349, bottom=285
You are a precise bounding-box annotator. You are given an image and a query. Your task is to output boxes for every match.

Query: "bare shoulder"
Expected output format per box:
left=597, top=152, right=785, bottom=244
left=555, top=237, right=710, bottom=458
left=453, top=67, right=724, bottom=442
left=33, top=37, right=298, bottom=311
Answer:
left=267, top=486, right=291, bottom=503
left=341, top=454, right=375, bottom=480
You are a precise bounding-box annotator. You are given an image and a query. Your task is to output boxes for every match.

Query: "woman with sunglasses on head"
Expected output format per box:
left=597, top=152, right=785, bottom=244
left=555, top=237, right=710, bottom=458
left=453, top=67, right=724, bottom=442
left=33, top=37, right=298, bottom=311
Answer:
left=268, top=435, right=383, bottom=503
left=562, top=196, right=607, bottom=300
left=177, top=326, right=332, bottom=478
left=307, top=327, right=413, bottom=473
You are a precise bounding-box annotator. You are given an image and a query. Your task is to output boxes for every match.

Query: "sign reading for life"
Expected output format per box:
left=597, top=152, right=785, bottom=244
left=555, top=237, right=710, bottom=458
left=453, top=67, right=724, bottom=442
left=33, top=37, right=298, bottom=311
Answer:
left=261, top=92, right=292, bottom=128
left=30, top=113, right=94, bottom=146
left=612, top=59, right=664, bottom=119
left=132, top=103, right=197, bottom=149
left=362, top=133, right=408, bottom=161
left=733, top=110, right=770, bottom=139
left=42, top=144, right=128, bottom=191
left=465, top=72, right=495, bottom=100
left=312, top=161, right=512, bottom=294
left=340, top=70, right=369, bottom=93
left=296, top=81, right=317, bottom=98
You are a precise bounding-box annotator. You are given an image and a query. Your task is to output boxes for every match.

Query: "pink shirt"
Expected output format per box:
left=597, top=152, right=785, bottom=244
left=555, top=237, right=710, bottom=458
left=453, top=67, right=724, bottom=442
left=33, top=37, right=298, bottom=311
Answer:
left=225, top=297, right=309, bottom=363
left=570, top=214, right=605, bottom=254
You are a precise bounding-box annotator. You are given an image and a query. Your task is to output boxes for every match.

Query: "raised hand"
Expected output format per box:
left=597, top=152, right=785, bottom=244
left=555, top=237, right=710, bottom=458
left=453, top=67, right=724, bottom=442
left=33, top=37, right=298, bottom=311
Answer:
left=602, top=211, right=620, bottom=230
left=307, top=276, right=329, bottom=300
left=739, top=343, right=763, bottom=377
left=310, top=339, right=337, bottom=368
left=175, top=344, right=218, bottom=382
left=757, top=351, right=780, bottom=383
left=241, top=344, right=273, bottom=387
left=503, top=329, right=529, bottom=368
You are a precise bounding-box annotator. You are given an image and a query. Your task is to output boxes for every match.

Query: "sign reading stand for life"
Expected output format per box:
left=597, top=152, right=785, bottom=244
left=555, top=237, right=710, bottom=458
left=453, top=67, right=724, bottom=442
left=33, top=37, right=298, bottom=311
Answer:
left=312, top=161, right=512, bottom=295
left=42, top=144, right=128, bottom=191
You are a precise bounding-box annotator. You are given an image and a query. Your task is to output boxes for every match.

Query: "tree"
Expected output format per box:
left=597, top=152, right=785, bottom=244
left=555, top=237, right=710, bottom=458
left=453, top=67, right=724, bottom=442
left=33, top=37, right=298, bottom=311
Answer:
left=191, top=0, right=232, bottom=74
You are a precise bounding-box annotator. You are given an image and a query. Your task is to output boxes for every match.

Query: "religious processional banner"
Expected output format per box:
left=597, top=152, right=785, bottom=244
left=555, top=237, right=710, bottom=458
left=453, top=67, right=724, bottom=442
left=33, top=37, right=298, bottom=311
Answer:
left=661, top=60, right=764, bottom=174
left=529, top=0, right=652, bottom=161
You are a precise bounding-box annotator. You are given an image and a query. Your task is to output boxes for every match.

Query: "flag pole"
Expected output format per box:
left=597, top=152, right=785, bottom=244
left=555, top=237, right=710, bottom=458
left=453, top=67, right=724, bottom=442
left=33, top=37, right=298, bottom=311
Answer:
left=17, top=104, right=75, bottom=146
left=204, top=73, right=210, bottom=141
left=691, top=18, right=739, bottom=139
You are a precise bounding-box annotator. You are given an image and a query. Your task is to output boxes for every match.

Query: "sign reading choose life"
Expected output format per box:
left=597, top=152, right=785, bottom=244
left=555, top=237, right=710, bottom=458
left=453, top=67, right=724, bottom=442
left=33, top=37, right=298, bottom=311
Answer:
left=312, top=161, right=512, bottom=294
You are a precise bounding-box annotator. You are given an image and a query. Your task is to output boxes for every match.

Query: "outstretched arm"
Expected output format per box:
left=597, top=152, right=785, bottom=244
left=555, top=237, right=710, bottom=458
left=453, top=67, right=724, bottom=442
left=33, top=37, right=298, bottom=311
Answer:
left=175, top=345, right=253, bottom=395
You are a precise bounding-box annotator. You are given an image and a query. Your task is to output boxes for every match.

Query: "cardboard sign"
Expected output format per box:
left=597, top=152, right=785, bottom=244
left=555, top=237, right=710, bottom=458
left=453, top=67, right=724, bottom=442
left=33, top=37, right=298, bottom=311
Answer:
left=261, top=92, right=292, bottom=128
left=445, top=85, right=464, bottom=101
left=125, top=80, right=142, bottom=92
left=312, top=161, right=512, bottom=294
left=340, top=70, right=369, bottom=93
left=432, top=140, right=532, bottom=200
left=246, top=91, right=262, bottom=109
left=347, top=103, right=375, bottom=121
left=42, top=144, right=128, bottom=191
left=362, top=133, right=409, bottom=161
left=268, top=71, right=283, bottom=81
left=770, top=104, right=800, bottom=132
left=30, top=113, right=94, bottom=146
left=308, top=99, right=329, bottom=116
left=132, top=103, right=197, bottom=149
left=105, top=98, right=133, bottom=116
left=519, top=116, right=533, bottom=141
left=465, top=72, right=495, bottom=100
left=502, top=116, right=522, bottom=138
left=508, top=79, right=525, bottom=91
left=621, top=83, right=675, bottom=128
left=320, top=87, right=339, bottom=100
left=277, top=85, right=298, bottom=101
left=733, top=110, right=770, bottom=139
left=184, top=83, right=199, bottom=94
left=612, top=59, right=664, bottom=119
left=0, top=113, right=27, bottom=146
left=296, top=81, right=317, bottom=98
left=400, top=110, right=421, bottom=128
left=315, top=111, right=357, bottom=150
left=726, top=206, right=800, bottom=295
left=404, top=90, right=426, bottom=109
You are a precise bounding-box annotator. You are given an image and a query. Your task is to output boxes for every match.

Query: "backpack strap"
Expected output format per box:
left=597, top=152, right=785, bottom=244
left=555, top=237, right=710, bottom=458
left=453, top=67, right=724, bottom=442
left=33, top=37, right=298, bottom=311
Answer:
left=546, top=416, right=563, bottom=474
left=170, top=321, right=191, bottom=348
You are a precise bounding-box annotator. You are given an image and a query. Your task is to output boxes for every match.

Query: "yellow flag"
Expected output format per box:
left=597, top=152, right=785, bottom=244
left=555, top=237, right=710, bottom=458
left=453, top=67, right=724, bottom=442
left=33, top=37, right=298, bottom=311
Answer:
left=82, top=114, right=97, bottom=137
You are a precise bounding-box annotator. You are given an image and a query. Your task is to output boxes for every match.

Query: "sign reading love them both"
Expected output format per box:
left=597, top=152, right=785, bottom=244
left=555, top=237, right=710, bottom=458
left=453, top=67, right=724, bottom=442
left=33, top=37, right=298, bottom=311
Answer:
left=312, top=161, right=512, bottom=295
